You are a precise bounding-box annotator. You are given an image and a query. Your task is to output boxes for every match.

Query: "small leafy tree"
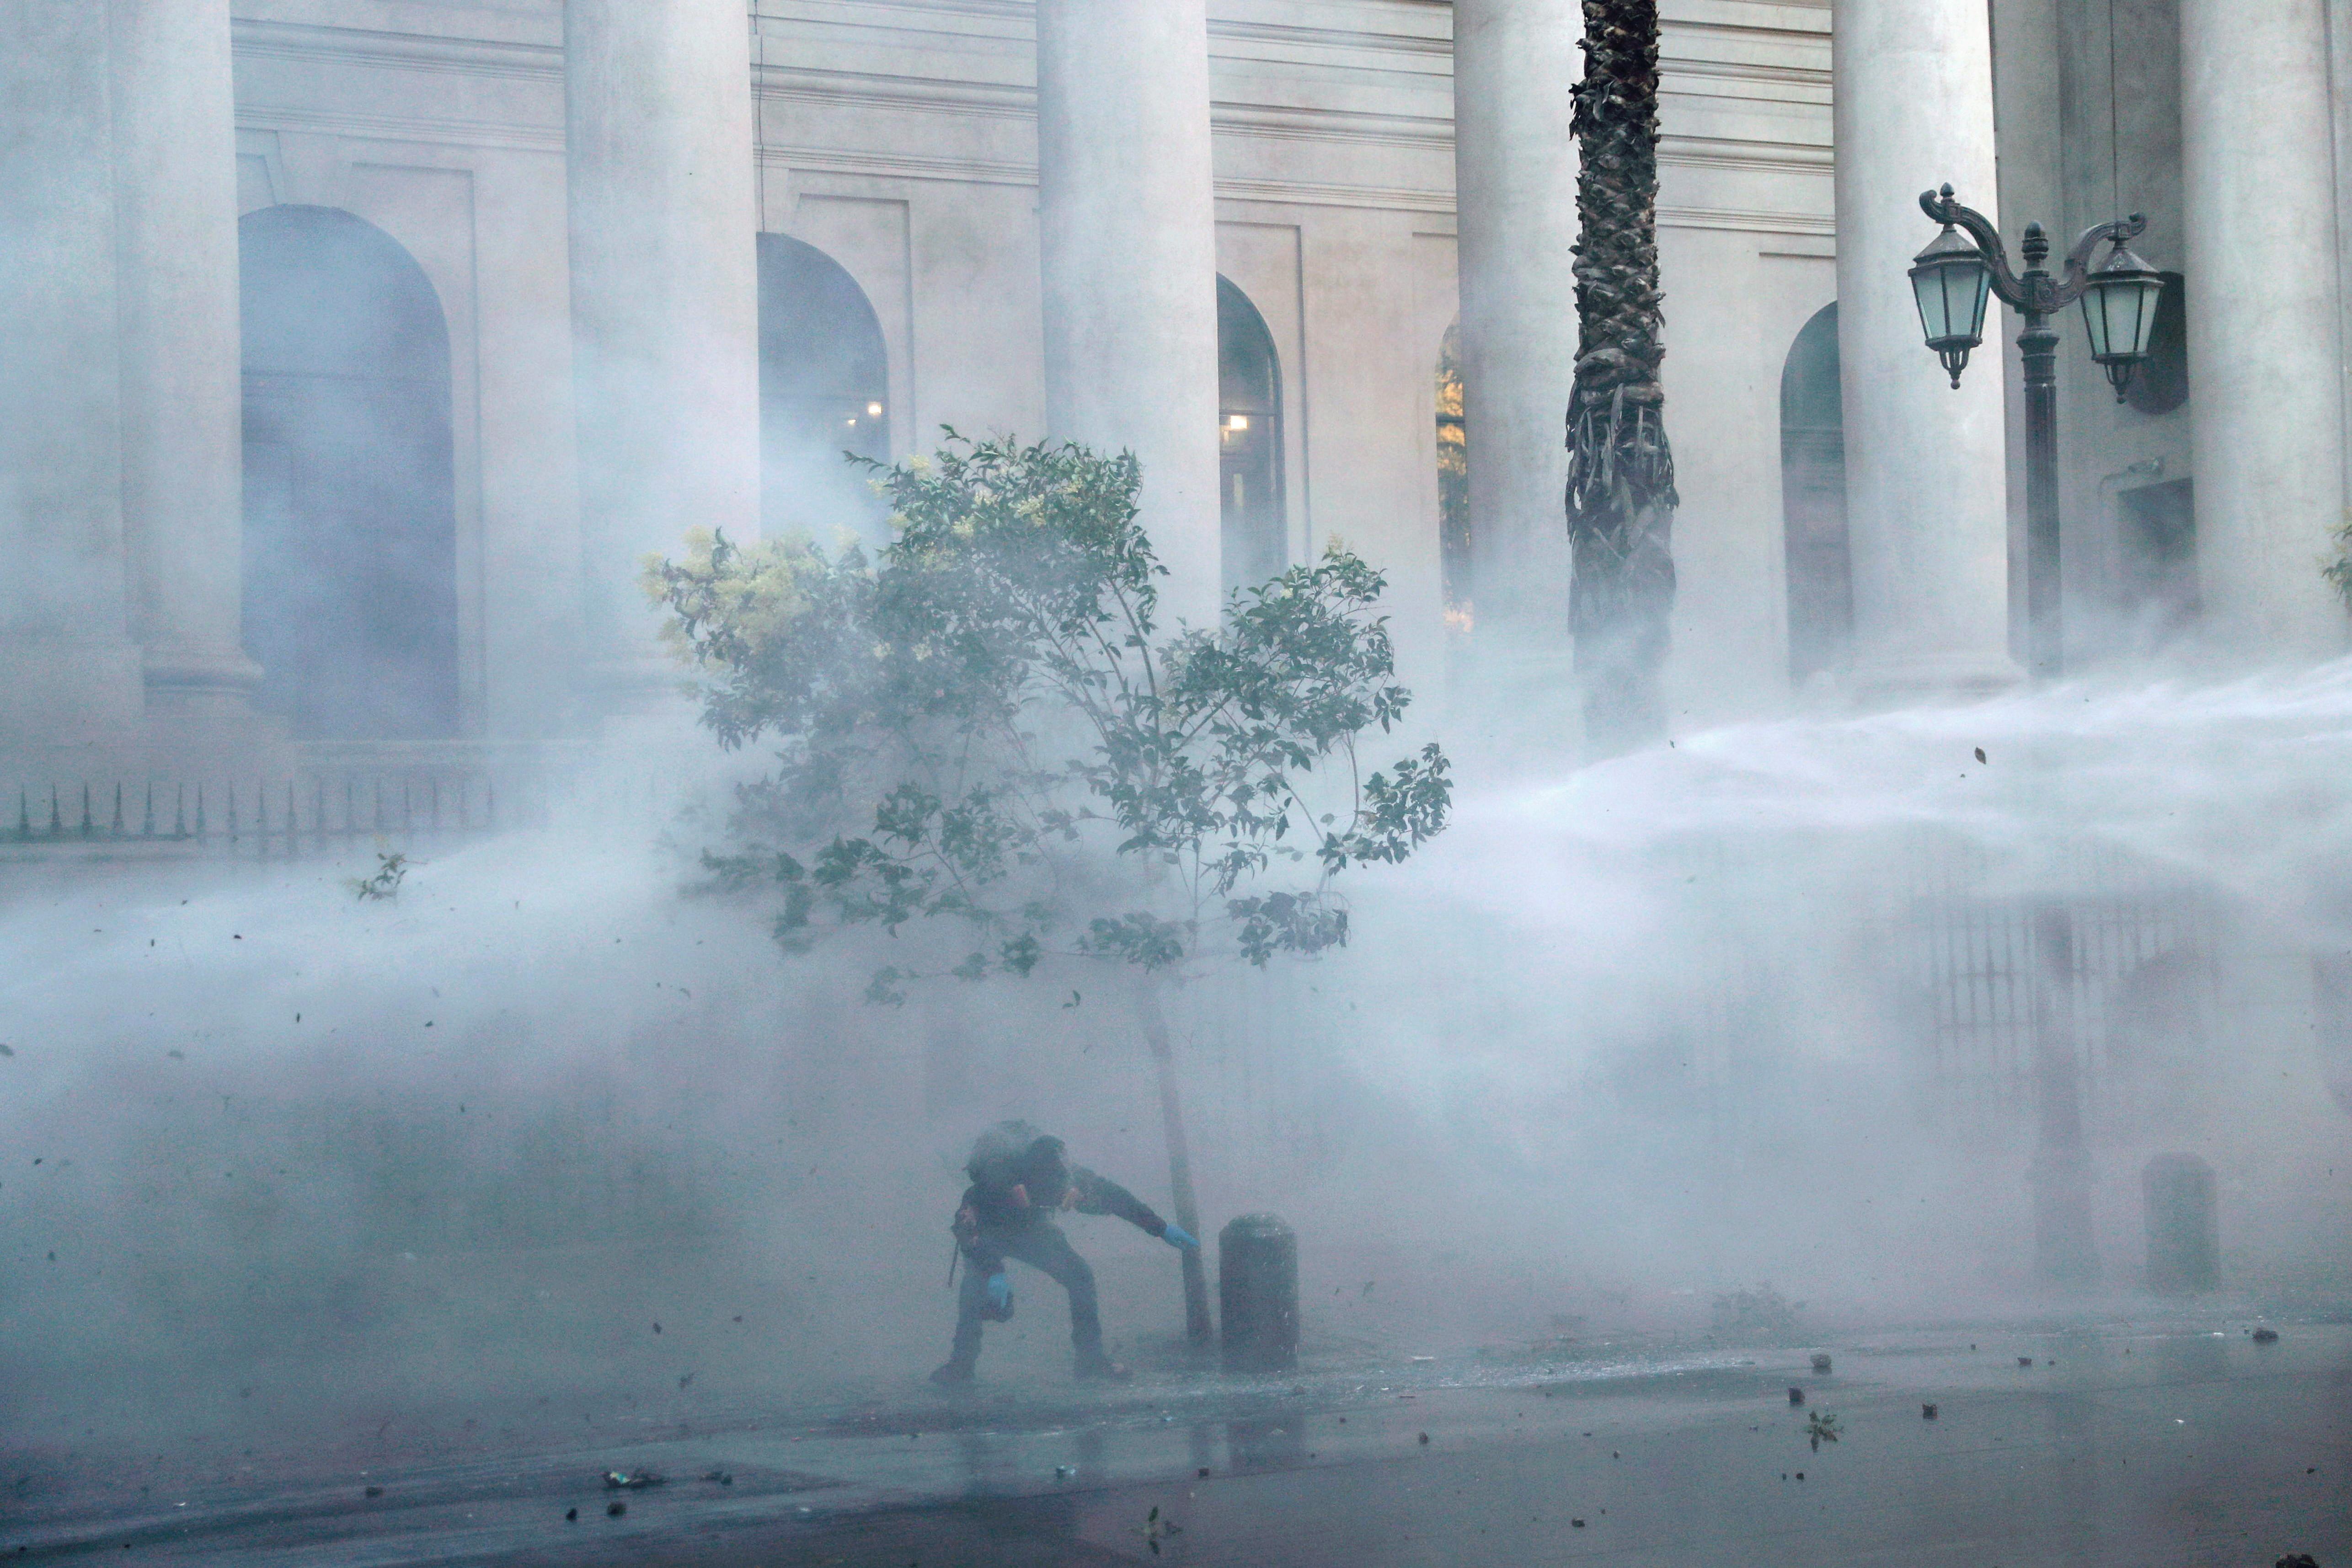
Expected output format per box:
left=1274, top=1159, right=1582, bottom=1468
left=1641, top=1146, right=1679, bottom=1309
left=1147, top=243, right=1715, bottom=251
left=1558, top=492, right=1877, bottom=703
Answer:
left=645, top=433, right=1452, bottom=1344
left=2325, top=514, right=2352, bottom=608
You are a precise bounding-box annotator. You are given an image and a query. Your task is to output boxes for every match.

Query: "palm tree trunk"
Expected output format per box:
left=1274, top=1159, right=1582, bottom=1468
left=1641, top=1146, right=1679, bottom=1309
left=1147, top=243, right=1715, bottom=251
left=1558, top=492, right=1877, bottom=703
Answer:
left=1134, top=974, right=1214, bottom=1347
left=1566, top=0, right=1677, bottom=752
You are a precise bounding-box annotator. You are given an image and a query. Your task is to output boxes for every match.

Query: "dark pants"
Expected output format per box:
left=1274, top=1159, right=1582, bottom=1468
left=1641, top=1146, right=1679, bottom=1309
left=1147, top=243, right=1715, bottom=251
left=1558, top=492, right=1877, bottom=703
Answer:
left=948, top=1220, right=1102, bottom=1370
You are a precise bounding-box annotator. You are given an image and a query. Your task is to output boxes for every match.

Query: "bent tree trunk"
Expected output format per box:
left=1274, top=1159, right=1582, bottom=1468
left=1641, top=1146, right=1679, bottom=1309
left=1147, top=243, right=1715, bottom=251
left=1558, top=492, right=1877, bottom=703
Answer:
left=1135, top=975, right=1214, bottom=1347
left=1566, top=0, right=1676, bottom=752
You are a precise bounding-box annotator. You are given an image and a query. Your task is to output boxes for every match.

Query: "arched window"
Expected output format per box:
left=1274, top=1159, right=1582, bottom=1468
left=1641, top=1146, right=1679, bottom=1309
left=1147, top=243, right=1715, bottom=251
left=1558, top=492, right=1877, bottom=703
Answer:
left=1436, top=321, right=1469, bottom=621
left=240, top=205, right=459, bottom=739
left=1217, top=276, right=1286, bottom=595
left=758, top=234, right=889, bottom=543
left=1780, top=302, right=1850, bottom=680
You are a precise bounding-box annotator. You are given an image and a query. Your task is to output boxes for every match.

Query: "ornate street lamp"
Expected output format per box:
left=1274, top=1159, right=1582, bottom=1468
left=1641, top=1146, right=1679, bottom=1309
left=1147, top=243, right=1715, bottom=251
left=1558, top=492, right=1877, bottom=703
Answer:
left=1910, top=183, right=2163, bottom=679
left=1912, top=189, right=2164, bottom=1292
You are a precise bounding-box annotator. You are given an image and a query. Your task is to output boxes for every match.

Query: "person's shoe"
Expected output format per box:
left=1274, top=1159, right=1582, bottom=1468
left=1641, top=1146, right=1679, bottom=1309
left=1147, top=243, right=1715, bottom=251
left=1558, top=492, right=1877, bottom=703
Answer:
left=1074, top=1356, right=1133, bottom=1383
left=929, top=1360, right=976, bottom=1387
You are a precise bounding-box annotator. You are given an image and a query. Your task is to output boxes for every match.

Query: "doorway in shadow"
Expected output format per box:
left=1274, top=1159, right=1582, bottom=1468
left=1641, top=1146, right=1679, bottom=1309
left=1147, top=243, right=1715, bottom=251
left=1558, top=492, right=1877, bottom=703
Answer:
left=240, top=204, right=460, bottom=739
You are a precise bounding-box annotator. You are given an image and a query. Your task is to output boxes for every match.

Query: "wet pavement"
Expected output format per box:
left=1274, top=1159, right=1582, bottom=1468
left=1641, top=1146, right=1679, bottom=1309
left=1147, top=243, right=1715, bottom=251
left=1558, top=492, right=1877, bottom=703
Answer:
left=4, top=1320, right=2346, bottom=1567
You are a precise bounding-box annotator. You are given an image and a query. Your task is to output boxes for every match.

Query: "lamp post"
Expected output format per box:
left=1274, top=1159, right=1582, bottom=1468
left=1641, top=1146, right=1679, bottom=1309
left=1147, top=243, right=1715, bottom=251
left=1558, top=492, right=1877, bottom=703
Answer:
left=1909, top=183, right=2165, bottom=680
left=1914, top=185, right=2165, bottom=1290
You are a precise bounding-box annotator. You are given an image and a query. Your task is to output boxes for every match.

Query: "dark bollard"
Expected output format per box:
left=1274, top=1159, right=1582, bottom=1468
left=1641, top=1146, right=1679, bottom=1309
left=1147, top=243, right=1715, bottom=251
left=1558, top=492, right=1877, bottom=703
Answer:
left=2143, top=1153, right=2219, bottom=1294
left=1219, top=1214, right=1299, bottom=1373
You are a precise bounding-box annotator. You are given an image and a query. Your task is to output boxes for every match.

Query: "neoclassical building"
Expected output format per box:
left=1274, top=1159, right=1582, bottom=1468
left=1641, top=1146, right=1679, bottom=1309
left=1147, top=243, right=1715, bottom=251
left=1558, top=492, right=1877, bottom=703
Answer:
left=1, top=0, right=2344, bottom=787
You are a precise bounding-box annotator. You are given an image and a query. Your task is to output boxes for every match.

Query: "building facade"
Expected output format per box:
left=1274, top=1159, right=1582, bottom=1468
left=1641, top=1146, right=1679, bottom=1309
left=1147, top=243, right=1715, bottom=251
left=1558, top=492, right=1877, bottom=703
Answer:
left=0, top=0, right=2345, bottom=788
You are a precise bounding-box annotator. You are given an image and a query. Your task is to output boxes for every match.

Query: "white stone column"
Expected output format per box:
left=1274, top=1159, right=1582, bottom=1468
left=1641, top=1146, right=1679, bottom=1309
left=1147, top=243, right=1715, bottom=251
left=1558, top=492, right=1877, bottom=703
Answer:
left=564, top=0, right=760, bottom=700
left=1452, top=0, right=1580, bottom=647
left=108, top=0, right=261, bottom=720
left=1035, top=0, right=1223, bottom=629
left=0, top=0, right=146, bottom=755
left=1833, top=0, right=2018, bottom=693
left=2182, top=0, right=2347, bottom=660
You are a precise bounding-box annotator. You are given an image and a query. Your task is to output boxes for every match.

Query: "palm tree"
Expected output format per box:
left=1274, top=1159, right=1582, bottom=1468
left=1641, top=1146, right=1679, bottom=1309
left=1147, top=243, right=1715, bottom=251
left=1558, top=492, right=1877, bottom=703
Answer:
left=1565, top=0, right=1676, bottom=750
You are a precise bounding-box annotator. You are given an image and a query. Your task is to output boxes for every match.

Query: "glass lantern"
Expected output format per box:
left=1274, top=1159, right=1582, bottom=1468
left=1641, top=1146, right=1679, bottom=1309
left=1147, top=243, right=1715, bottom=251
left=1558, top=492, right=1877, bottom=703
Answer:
left=2079, top=241, right=2166, bottom=401
left=1910, top=224, right=1994, bottom=388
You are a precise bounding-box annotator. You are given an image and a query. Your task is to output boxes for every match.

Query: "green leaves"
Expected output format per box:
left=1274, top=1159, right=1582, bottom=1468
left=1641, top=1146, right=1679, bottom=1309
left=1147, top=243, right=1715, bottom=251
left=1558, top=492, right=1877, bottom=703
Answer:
left=1328, top=744, right=1453, bottom=869
left=1227, top=891, right=1349, bottom=967
left=2328, top=514, right=2352, bottom=609
left=644, top=432, right=1454, bottom=996
left=1075, top=913, right=1191, bottom=971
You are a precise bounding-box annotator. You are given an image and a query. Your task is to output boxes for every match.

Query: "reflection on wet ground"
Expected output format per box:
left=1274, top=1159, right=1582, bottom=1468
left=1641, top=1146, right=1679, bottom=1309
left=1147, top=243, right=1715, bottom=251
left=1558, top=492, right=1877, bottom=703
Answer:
left=4, top=1319, right=2347, bottom=1566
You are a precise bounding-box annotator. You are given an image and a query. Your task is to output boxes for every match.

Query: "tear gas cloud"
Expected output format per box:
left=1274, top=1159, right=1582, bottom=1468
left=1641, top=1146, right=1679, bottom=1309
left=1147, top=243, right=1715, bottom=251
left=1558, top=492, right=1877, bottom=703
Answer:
left=5, top=660, right=2350, bottom=1458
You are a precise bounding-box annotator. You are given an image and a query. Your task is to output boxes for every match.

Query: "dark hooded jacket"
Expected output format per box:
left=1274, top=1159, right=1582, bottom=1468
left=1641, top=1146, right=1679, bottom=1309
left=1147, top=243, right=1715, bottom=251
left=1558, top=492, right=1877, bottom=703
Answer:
left=951, top=1122, right=1167, bottom=1273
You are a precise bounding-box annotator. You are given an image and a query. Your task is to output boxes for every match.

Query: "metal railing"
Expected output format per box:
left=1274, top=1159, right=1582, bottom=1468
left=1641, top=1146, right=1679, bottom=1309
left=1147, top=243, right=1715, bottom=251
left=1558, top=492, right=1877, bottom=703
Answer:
left=8, top=771, right=508, bottom=859
left=1902, top=836, right=2218, bottom=1128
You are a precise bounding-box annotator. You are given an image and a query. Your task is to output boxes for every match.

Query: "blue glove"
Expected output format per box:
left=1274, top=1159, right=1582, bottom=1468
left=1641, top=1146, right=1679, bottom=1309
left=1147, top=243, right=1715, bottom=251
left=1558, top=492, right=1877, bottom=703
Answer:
left=1162, top=1225, right=1199, bottom=1252
left=986, top=1272, right=1011, bottom=1311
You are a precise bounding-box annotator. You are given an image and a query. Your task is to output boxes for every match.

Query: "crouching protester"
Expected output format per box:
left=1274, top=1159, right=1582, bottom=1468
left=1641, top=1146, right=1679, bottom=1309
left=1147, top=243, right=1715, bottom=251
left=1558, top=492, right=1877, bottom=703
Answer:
left=931, top=1120, right=1198, bottom=1385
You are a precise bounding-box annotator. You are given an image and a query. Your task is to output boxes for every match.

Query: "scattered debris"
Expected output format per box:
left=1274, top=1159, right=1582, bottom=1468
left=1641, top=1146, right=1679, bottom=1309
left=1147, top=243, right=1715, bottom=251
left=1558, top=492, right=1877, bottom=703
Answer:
left=603, top=1472, right=665, bottom=1490
left=347, top=853, right=408, bottom=903
left=606, top=1500, right=625, bottom=1517
left=2017, top=1356, right=2034, bottom=1368
left=1141, top=1504, right=1181, bottom=1556
left=1805, top=1412, right=1841, bottom=1452
left=2252, top=1327, right=2280, bottom=1343
left=1810, top=1353, right=1833, bottom=1374
left=1922, top=1403, right=1938, bottom=1420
